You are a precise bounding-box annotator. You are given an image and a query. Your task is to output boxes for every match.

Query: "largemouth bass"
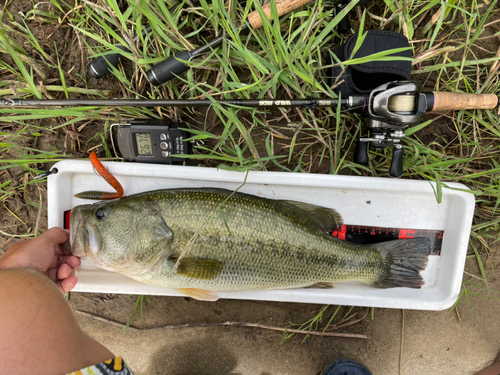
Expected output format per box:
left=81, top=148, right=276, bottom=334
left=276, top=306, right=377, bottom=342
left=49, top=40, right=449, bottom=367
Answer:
left=70, top=188, right=430, bottom=301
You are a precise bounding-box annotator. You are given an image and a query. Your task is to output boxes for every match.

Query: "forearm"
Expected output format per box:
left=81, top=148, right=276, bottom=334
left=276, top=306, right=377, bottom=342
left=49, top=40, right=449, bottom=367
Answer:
left=473, top=352, right=500, bottom=375
left=0, top=268, right=113, bottom=375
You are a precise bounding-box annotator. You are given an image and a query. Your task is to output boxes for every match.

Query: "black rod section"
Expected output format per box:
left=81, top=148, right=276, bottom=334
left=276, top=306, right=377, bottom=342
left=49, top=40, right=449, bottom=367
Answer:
left=88, top=0, right=183, bottom=79
left=0, top=98, right=347, bottom=108
left=147, top=24, right=249, bottom=86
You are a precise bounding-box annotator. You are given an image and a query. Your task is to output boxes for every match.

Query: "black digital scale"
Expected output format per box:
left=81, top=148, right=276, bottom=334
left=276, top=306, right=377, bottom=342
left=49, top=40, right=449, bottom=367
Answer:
left=110, top=119, right=191, bottom=163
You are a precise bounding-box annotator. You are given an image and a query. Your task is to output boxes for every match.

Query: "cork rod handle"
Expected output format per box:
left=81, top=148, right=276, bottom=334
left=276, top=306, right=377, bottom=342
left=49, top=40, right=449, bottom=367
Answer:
left=246, top=0, right=313, bottom=30
left=432, top=92, right=499, bottom=111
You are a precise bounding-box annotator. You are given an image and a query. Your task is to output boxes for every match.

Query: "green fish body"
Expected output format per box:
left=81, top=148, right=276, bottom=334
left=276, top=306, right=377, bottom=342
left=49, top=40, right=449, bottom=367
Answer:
left=70, top=188, right=429, bottom=301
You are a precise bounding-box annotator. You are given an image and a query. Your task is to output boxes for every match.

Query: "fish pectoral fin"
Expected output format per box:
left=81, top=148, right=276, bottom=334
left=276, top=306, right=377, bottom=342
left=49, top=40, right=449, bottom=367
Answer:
left=305, top=282, right=335, bottom=289
left=176, top=288, right=219, bottom=301
left=171, top=256, right=224, bottom=280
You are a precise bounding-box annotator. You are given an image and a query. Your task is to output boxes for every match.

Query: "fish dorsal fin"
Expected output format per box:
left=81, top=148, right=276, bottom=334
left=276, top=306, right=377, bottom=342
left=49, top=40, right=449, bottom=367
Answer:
left=169, top=255, right=224, bottom=280
left=280, top=200, right=343, bottom=233
left=176, top=288, right=219, bottom=301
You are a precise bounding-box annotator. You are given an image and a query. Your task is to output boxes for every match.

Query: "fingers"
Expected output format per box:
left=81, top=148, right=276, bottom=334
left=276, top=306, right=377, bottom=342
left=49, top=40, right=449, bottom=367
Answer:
left=58, top=275, right=78, bottom=294
left=48, top=264, right=79, bottom=294
left=56, top=256, right=80, bottom=294
left=57, top=264, right=75, bottom=280
left=40, top=227, right=69, bottom=246
left=1, top=227, right=79, bottom=294
left=52, top=254, right=81, bottom=270
left=66, top=255, right=81, bottom=269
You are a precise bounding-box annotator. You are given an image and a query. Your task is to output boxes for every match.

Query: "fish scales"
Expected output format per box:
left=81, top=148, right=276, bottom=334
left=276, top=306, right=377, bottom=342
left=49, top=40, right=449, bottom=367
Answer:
left=70, top=188, right=430, bottom=300
left=146, top=189, right=382, bottom=290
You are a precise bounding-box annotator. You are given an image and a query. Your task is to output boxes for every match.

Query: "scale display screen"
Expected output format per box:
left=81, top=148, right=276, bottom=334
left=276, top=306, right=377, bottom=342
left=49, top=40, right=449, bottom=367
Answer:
left=135, top=133, right=153, bottom=156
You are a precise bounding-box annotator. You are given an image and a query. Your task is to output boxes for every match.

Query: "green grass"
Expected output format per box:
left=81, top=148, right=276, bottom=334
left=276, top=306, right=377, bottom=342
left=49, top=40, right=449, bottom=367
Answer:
left=125, top=294, right=150, bottom=333
left=0, top=0, right=500, bottom=327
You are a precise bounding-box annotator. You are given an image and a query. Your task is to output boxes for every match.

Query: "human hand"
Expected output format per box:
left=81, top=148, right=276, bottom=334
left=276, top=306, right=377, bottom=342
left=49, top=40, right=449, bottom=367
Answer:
left=0, top=227, right=80, bottom=293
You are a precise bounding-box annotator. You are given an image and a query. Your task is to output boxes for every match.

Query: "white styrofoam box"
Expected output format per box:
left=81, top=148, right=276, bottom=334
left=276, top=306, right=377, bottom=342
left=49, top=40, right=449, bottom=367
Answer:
left=47, top=161, right=475, bottom=310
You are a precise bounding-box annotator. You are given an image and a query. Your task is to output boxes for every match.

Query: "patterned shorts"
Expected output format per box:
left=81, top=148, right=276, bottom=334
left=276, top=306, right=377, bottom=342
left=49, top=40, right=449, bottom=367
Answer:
left=67, top=357, right=134, bottom=375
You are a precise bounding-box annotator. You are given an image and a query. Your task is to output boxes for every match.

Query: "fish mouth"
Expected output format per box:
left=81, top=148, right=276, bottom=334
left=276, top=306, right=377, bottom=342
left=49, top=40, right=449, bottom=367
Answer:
left=69, top=209, right=81, bottom=253
left=70, top=207, right=101, bottom=258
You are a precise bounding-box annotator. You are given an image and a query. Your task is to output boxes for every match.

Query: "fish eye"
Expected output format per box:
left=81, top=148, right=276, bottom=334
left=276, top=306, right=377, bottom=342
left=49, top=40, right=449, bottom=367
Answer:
left=95, top=207, right=107, bottom=220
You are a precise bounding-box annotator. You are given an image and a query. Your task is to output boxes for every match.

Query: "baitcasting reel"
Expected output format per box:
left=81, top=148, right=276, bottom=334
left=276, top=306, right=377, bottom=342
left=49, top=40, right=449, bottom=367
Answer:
left=353, top=81, right=434, bottom=178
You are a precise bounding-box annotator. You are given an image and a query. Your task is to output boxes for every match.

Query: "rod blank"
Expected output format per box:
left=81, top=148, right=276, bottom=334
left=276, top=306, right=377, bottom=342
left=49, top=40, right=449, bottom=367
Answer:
left=0, top=98, right=345, bottom=108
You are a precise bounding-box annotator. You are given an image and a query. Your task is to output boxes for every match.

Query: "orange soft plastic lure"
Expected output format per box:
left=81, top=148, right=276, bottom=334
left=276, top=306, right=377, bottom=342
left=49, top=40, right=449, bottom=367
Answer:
left=74, top=151, right=124, bottom=200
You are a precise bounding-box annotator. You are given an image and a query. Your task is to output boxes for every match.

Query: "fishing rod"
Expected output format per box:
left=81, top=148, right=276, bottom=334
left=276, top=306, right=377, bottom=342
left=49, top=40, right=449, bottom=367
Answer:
left=88, top=0, right=315, bottom=83
left=3, top=81, right=498, bottom=177
left=3, top=81, right=496, bottom=112
left=0, top=97, right=353, bottom=108
left=146, top=0, right=316, bottom=86
left=88, top=2, right=184, bottom=79
left=89, top=0, right=354, bottom=84
left=88, top=25, right=152, bottom=79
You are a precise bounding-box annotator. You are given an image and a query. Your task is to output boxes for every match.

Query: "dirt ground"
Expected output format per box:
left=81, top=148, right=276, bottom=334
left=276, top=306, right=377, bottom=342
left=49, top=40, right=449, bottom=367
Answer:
left=68, top=245, right=500, bottom=375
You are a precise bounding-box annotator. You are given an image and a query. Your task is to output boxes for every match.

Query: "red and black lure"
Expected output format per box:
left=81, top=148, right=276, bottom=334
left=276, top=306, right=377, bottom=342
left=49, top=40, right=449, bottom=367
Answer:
left=74, top=151, right=124, bottom=200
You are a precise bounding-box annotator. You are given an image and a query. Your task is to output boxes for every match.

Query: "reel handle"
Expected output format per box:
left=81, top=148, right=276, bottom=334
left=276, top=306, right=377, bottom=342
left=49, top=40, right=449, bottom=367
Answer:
left=353, top=140, right=369, bottom=166
left=87, top=45, right=130, bottom=79
left=247, top=0, right=313, bottom=29
left=432, top=92, right=499, bottom=111
left=389, top=147, right=404, bottom=178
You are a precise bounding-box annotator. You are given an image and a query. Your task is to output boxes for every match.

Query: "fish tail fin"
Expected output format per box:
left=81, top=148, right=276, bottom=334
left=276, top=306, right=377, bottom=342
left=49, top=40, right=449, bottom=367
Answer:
left=372, top=238, right=430, bottom=289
